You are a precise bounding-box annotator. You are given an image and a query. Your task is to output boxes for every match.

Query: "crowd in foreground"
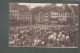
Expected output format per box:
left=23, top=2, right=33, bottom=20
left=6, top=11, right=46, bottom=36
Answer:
left=9, top=25, right=78, bottom=47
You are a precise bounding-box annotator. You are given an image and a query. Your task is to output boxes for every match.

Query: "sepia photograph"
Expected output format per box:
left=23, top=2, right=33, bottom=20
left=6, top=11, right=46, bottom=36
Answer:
left=9, top=3, right=79, bottom=48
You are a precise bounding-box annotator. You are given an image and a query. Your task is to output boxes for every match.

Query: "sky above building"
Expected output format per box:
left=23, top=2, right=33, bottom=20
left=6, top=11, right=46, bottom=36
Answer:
left=18, top=3, right=51, bottom=8
left=18, top=3, right=78, bottom=8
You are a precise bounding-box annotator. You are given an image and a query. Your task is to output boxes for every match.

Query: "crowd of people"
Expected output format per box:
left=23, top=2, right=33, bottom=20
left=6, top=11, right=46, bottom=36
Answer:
left=9, top=25, right=78, bottom=47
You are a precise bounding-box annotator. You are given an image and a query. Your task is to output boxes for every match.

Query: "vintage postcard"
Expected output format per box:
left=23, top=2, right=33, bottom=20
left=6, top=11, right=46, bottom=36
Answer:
left=9, top=3, right=79, bottom=48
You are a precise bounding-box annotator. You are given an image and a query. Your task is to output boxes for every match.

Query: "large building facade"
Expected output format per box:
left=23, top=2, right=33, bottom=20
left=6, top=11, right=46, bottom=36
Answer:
left=9, top=3, right=78, bottom=26
left=9, top=3, right=32, bottom=26
left=31, top=4, right=73, bottom=26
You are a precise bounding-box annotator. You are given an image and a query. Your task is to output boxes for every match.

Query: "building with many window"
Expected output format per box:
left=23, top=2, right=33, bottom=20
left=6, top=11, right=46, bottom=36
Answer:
left=9, top=3, right=78, bottom=26
left=31, top=4, right=73, bottom=25
left=19, top=5, right=32, bottom=25
left=9, top=3, right=20, bottom=20
left=9, top=3, right=32, bottom=26
left=9, top=3, right=20, bottom=26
